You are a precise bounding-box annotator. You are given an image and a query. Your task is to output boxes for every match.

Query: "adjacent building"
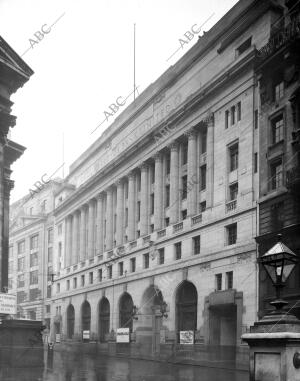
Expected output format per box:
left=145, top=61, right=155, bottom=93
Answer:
left=255, top=0, right=300, bottom=318
left=9, top=180, right=62, bottom=327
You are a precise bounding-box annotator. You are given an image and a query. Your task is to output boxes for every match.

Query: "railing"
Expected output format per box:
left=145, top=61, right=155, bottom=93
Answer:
left=66, top=268, right=70, bottom=274
left=192, top=214, right=202, bottom=225
left=130, top=241, right=137, bottom=249
left=107, top=251, right=114, bottom=258
left=143, top=235, right=151, bottom=244
left=157, top=229, right=166, bottom=238
left=173, top=222, right=183, bottom=233
left=80, top=261, right=85, bottom=268
left=117, top=246, right=125, bottom=254
left=73, top=265, right=78, bottom=271
left=226, top=200, right=237, bottom=212
left=89, top=258, right=94, bottom=265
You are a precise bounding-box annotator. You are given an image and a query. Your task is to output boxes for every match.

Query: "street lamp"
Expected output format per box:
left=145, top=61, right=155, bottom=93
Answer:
left=259, top=234, right=298, bottom=314
left=159, top=301, right=168, bottom=318
left=132, top=305, right=138, bottom=320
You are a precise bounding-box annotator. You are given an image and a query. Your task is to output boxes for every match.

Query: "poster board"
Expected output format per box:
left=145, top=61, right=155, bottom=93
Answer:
left=179, top=330, right=194, bottom=344
left=0, top=293, right=16, bottom=315
left=116, top=328, right=130, bottom=343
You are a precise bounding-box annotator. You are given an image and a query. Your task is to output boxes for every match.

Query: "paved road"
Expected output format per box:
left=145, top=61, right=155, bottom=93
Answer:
left=0, top=351, right=249, bottom=381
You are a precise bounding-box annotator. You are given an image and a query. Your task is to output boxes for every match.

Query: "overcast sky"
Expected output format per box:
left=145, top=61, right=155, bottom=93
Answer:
left=0, top=0, right=238, bottom=202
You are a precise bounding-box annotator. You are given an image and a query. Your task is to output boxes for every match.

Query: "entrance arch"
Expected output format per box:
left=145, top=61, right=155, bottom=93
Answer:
left=67, top=304, right=75, bottom=339
left=176, top=281, right=197, bottom=335
left=98, top=297, right=110, bottom=342
left=81, top=300, right=91, bottom=332
left=119, top=292, right=134, bottom=332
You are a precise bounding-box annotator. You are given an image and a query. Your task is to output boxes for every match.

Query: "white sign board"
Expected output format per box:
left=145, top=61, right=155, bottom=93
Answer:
left=82, top=330, right=90, bottom=340
left=55, top=333, right=61, bottom=343
left=116, top=328, right=130, bottom=343
left=180, top=330, right=194, bottom=344
left=0, top=293, right=16, bottom=315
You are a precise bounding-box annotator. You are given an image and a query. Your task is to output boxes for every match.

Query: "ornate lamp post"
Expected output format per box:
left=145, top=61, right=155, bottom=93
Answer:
left=132, top=305, right=139, bottom=320
left=259, top=234, right=298, bottom=321
left=159, top=301, right=168, bottom=318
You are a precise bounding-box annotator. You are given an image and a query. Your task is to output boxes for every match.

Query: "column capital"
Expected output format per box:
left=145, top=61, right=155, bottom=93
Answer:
left=153, top=152, right=163, bottom=162
left=139, top=162, right=149, bottom=171
left=205, top=112, right=214, bottom=127
left=105, top=185, right=114, bottom=194
left=127, top=171, right=135, bottom=180
left=184, top=128, right=197, bottom=140
left=115, top=178, right=124, bottom=187
left=97, top=192, right=105, bottom=200
left=168, top=141, right=179, bottom=151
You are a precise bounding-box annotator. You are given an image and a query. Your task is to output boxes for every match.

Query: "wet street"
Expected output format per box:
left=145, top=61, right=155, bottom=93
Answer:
left=0, top=350, right=249, bottom=381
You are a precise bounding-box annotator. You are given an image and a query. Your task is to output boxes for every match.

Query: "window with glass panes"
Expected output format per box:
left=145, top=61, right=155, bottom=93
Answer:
left=18, top=240, right=25, bottom=254
left=30, top=234, right=39, bottom=250
left=158, top=248, right=165, bottom=264
left=270, top=160, right=283, bottom=189
left=175, top=242, right=182, bottom=260
left=193, top=235, right=201, bottom=255
left=30, top=270, right=38, bottom=285
left=226, top=223, right=237, bottom=245
left=271, top=115, right=284, bottom=144
left=229, top=182, right=238, bottom=201
left=215, top=274, right=222, bottom=291
left=229, top=144, right=239, bottom=171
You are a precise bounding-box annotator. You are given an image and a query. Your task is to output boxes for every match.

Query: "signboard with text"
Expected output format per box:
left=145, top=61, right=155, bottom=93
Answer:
left=82, top=330, right=90, bottom=340
left=116, top=328, right=130, bottom=343
left=180, top=331, right=194, bottom=345
left=0, top=293, right=16, bottom=315
left=55, top=334, right=61, bottom=343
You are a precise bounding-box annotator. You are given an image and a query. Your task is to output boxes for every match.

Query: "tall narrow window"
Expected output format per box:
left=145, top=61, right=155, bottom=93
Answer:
left=271, top=115, right=284, bottom=144
left=215, top=273, right=222, bottom=291
left=226, top=271, right=233, bottom=289
left=225, top=110, right=229, bottom=129
left=181, top=176, right=187, bottom=199
left=254, top=109, right=258, bottom=129
left=165, top=185, right=170, bottom=207
left=229, top=182, right=238, bottom=201
left=118, top=262, right=124, bottom=276
left=274, top=81, right=284, bottom=101
left=193, top=235, right=201, bottom=255
left=200, top=165, right=207, bottom=190
left=254, top=152, right=258, bottom=173
left=130, top=258, right=136, bottom=273
left=182, top=143, right=188, bottom=165
left=108, top=265, right=113, bottom=279
left=237, top=102, right=241, bottom=121
left=231, top=106, right=236, bottom=125
left=201, top=130, right=207, bottom=153
left=98, top=269, right=103, bottom=282
left=270, top=159, right=283, bottom=190
left=226, top=223, right=237, bottom=245
left=137, top=201, right=141, bottom=221
left=175, top=242, right=182, bottom=260
left=125, top=208, right=128, bottom=227
left=143, top=253, right=149, bottom=269
left=166, top=153, right=170, bottom=175
left=229, top=143, right=239, bottom=171
left=150, top=193, right=155, bottom=215
left=158, top=248, right=165, bottom=265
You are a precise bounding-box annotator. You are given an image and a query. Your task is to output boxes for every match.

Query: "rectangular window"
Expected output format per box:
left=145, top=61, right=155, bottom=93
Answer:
left=226, top=271, right=233, bottom=289
left=215, top=273, right=222, bottom=291
left=137, top=172, right=141, bottom=191
left=271, top=202, right=285, bottom=231
left=229, top=143, right=239, bottom=171
left=98, top=269, right=103, bottom=282
left=270, top=159, right=283, bottom=190
left=119, top=262, right=124, bottom=276
left=67, top=280, right=70, bottom=290
left=150, top=224, right=154, bottom=233
left=158, top=248, right=165, bottom=265
left=181, top=175, right=187, bottom=200
left=193, top=235, right=201, bottom=255
left=48, top=228, right=53, bottom=244
left=175, top=242, right=182, bottom=260
left=47, top=266, right=53, bottom=282
left=18, top=257, right=25, bottom=272
left=89, top=272, right=93, bottom=284
left=137, top=201, right=141, bottom=221
left=17, top=291, right=26, bottom=304
left=81, top=275, right=85, bottom=287
left=17, top=274, right=25, bottom=288
left=231, top=106, right=236, bottom=125
left=254, top=109, right=258, bottom=129
left=182, top=143, right=188, bottom=165
left=271, top=115, right=284, bottom=144
left=165, top=185, right=170, bottom=207
left=200, top=165, right=207, bottom=190
left=47, top=285, right=51, bottom=298
left=225, top=110, right=229, bottom=129
left=73, top=278, right=77, bottom=289
left=108, top=265, right=113, bottom=279
left=30, top=270, right=38, bottom=285
left=226, top=223, right=237, bottom=245
left=130, top=258, right=136, bottom=273
left=181, top=209, right=187, bottom=220
left=201, top=130, right=207, bottom=153
left=150, top=193, right=155, bottom=215
left=124, top=182, right=128, bottom=199
left=30, top=235, right=39, bottom=250
left=56, top=283, right=60, bottom=293
left=254, top=153, right=258, bottom=173
left=29, top=289, right=39, bottom=301
left=165, top=218, right=170, bottom=227
left=125, top=208, right=128, bottom=227
left=30, top=252, right=38, bottom=267
left=143, top=253, right=149, bottom=269
left=166, top=154, right=170, bottom=175
left=200, top=201, right=206, bottom=213
left=46, top=305, right=51, bottom=313
left=229, top=182, right=238, bottom=201
left=237, top=102, right=241, bottom=121
left=151, top=164, right=155, bottom=184
left=18, top=240, right=25, bottom=254
left=274, top=81, right=284, bottom=101
left=236, top=37, right=252, bottom=56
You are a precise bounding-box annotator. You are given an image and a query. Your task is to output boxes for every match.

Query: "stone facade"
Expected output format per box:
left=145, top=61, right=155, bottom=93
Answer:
left=47, top=0, right=279, bottom=358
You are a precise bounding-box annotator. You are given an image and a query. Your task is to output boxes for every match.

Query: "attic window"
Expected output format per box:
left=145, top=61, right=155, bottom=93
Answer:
left=236, top=37, right=252, bottom=57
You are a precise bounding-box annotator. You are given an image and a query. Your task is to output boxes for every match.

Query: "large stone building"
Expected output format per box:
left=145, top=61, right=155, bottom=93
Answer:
left=48, top=0, right=280, bottom=362
left=9, top=180, right=62, bottom=327
left=255, top=0, right=300, bottom=318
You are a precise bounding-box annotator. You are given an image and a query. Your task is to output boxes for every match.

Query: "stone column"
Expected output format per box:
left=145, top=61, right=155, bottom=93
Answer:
left=79, top=206, right=87, bottom=261
left=96, top=194, right=104, bottom=255
left=206, top=113, right=214, bottom=208
left=140, top=163, right=149, bottom=236
left=186, top=129, right=197, bottom=216
left=116, top=180, right=124, bottom=246
left=106, top=187, right=114, bottom=250
left=127, top=172, right=136, bottom=242
left=169, top=142, right=179, bottom=224
left=154, top=153, right=163, bottom=230
left=88, top=199, right=96, bottom=258
left=72, top=211, right=79, bottom=264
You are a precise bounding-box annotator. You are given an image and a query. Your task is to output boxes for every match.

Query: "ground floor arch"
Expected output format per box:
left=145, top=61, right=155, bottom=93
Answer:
left=119, top=292, right=134, bottom=332
left=67, top=304, right=75, bottom=339
left=81, top=300, right=91, bottom=333
left=175, top=281, right=198, bottom=339
left=98, top=297, right=110, bottom=342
